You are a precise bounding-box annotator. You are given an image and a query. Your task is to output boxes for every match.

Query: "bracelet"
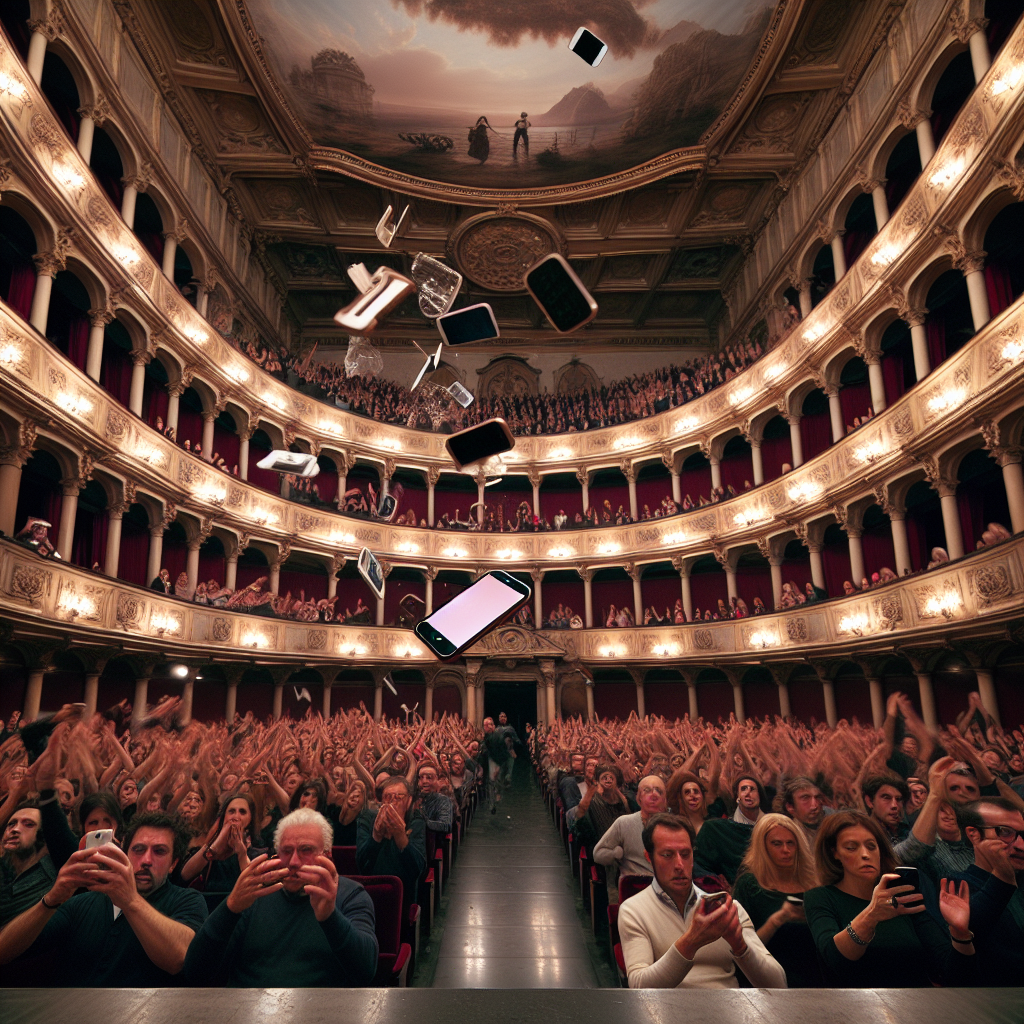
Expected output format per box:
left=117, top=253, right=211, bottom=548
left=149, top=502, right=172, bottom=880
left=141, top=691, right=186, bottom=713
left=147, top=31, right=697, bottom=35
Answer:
left=950, top=931, right=974, bottom=944
left=40, top=894, right=63, bottom=910
left=846, top=922, right=870, bottom=946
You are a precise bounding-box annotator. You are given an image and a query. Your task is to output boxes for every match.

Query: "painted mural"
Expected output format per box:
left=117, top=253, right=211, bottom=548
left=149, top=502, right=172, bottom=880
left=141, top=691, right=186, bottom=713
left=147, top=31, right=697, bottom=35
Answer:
left=246, top=0, right=774, bottom=187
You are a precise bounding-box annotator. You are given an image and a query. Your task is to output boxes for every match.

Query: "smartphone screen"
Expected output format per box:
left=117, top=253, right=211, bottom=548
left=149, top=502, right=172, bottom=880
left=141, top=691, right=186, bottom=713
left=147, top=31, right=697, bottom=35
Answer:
left=376, top=494, right=397, bottom=520
left=525, top=255, right=596, bottom=333
left=415, top=572, right=530, bottom=657
left=437, top=304, right=499, bottom=345
left=447, top=419, right=514, bottom=469
left=358, top=548, right=385, bottom=598
left=571, top=28, right=606, bottom=66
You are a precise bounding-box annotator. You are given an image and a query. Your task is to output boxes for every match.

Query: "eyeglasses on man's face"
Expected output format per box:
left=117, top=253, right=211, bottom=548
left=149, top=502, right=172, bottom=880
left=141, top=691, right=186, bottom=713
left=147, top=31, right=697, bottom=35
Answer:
left=977, top=824, right=1024, bottom=844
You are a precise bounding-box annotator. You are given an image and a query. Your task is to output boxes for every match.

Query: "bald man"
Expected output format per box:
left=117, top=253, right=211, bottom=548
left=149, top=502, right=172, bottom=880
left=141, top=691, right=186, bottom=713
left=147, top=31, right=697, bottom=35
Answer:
left=594, top=775, right=667, bottom=902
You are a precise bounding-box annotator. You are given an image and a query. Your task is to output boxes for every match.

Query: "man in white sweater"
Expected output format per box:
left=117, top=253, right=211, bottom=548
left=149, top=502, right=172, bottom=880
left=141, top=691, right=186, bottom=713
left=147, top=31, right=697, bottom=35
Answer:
left=619, top=813, right=787, bottom=989
left=593, top=776, right=667, bottom=894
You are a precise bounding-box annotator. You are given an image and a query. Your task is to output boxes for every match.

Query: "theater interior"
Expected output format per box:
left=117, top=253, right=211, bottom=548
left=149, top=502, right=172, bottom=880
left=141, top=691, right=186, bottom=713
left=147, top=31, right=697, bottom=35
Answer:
left=0, top=0, right=1022, bottom=1019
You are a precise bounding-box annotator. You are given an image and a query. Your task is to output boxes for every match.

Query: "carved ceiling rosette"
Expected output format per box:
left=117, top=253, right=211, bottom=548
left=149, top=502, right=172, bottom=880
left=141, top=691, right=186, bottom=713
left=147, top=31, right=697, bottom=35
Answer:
left=447, top=211, right=566, bottom=292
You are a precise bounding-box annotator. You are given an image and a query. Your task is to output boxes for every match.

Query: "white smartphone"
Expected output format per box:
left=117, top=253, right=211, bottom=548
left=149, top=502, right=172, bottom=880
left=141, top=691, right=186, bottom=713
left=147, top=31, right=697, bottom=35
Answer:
left=255, top=450, right=320, bottom=478
left=447, top=381, right=474, bottom=408
left=412, top=340, right=445, bottom=389
left=84, top=828, right=115, bottom=849
left=334, top=268, right=415, bottom=333
left=436, top=303, right=500, bottom=345
left=357, top=547, right=386, bottom=601
left=524, top=254, right=598, bottom=334
left=569, top=27, right=608, bottom=67
left=414, top=570, right=532, bottom=660
left=375, top=204, right=409, bottom=247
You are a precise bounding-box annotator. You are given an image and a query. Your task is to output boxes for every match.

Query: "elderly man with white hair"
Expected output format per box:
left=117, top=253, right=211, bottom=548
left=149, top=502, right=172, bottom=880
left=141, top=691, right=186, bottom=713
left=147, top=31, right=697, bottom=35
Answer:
left=184, top=807, right=378, bottom=986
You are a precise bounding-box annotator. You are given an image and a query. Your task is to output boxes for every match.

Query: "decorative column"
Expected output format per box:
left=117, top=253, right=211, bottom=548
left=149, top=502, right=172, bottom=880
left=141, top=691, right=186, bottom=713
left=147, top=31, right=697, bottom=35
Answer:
left=621, top=461, right=638, bottom=521
left=732, top=680, right=745, bottom=724
left=576, top=468, right=590, bottom=512
left=670, top=469, right=681, bottom=503
left=626, top=563, right=643, bottom=624
left=224, top=681, right=238, bottom=721
left=867, top=675, right=884, bottom=729
left=983, top=428, right=1024, bottom=534
left=186, top=539, right=202, bottom=593
left=26, top=15, right=55, bottom=85
left=926, top=463, right=965, bottom=560
left=23, top=668, right=45, bottom=721
left=375, top=560, right=392, bottom=626
left=749, top=440, right=764, bottom=486
left=541, top=660, right=557, bottom=724
left=322, top=682, right=333, bottom=719
left=56, top=478, right=81, bottom=561
left=128, top=350, right=150, bottom=417
left=29, top=251, right=60, bottom=336
left=328, top=554, right=344, bottom=602
left=826, top=386, right=844, bottom=443
left=585, top=679, right=595, bottom=722
left=85, top=306, right=113, bottom=382
left=914, top=113, right=936, bottom=167
left=272, top=683, right=284, bottom=721
left=225, top=552, right=238, bottom=592
left=120, top=168, right=150, bottom=230
left=577, top=566, right=593, bottom=628
left=0, top=443, right=28, bottom=539
left=687, top=680, right=698, bottom=721
left=162, top=224, right=187, bottom=280
left=635, top=674, right=646, bottom=719
left=870, top=182, right=890, bottom=229
left=777, top=680, right=792, bottom=719
left=476, top=474, right=485, bottom=526
left=427, top=467, right=440, bottom=527
left=104, top=500, right=129, bottom=577
left=709, top=455, right=722, bottom=492
left=466, top=660, right=482, bottom=727
left=425, top=566, right=438, bottom=615
left=179, top=677, right=194, bottom=726
left=131, top=676, right=150, bottom=729
left=954, top=14, right=992, bottom=81
left=847, top=527, right=866, bottom=584
left=888, top=511, right=913, bottom=575
left=829, top=230, right=847, bottom=279
left=423, top=680, right=433, bottom=723
left=373, top=679, right=383, bottom=722
left=529, top=468, right=541, bottom=518
left=798, top=279, right=812, bottom=318
left=673, top=556, right=693, bottom=621
left=531, top=567, right=544, bottom=629
left=787, top=414, right=804, bottom=467
left=901, top=309, right=931, bottom=381
left=238, top=425, right=252, bottom=481
left=83, top=672, right=100, bottom=718
left=769, top=556, right=784, bottom=610
left=821, top=676, right=837, bottom=728
left=201, top=412, right=216, bottom=461
left=916, top=671, right=937, bottom=730
left=957, top=251, right=991, bottom=332
left=865, top=354, right=886, bottom=414
left=973, top=668, right=1000, bottom=727
left=807, top=542, right=826, bottom=592
left=76, top=101, right=104, bottom=164
left=165, top=381, right=184, bottom=437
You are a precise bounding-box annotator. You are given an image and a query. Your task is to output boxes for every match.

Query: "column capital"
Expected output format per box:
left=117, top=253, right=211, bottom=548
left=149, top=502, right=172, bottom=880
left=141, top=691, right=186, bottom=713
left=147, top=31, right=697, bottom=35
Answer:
left=129, top=348, right=152, bottom=367
left=88, top=305, right=115, bottom=329
left=948, top=6, right=988, bottom=44
left=529, top=566, right=544, bottom=584
left=28, top=8, right=64, bottom=42
left=660, top=451, right=677, bottom=473
left=981, top=420, right=1024, bottom=467
left=575, top=565, right=593, bottom=583
left=527, top=467, right=542, bottom=488
left=427, top=465, right=442, bottom=486
left=78, top=96, right=110, bottom=126
left=424, top=565, right=439, bottom=581
left=107, top=500, right=130, bottom=520
left=896, top=100, right=931, bottom=129
left=0, top=419, right=38, bottom=468
left=121, top=163, right=153, bottom=193
left=671, top=554, right=689, bottom=576
left=165, top=220, right=189, bottom=244
left=619, top=459, right=636, bottom=482
left=624, top=562, right=641, bottom=582
left=921, top=456, right=957, bottom=497
left=574, top=467, right=589, bottom=487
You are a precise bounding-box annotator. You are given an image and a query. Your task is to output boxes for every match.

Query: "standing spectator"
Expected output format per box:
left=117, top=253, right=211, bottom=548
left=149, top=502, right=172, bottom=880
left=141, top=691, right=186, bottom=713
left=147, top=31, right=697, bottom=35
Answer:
left=415, top=762, right=454, bottom=835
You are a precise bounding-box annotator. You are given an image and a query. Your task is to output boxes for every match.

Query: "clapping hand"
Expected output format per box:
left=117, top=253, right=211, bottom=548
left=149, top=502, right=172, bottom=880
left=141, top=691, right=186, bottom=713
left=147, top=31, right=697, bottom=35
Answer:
left=297, top=854, right=339, bottom=922
left=938, top=878, right=971, bottom=940
left=225, top=854, right=288, bottom=915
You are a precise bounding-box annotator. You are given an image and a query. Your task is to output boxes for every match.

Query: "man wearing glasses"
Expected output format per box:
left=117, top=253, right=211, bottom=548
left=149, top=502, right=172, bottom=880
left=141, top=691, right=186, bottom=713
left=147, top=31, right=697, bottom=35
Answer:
left=959, top=798, right=1024, bottom=985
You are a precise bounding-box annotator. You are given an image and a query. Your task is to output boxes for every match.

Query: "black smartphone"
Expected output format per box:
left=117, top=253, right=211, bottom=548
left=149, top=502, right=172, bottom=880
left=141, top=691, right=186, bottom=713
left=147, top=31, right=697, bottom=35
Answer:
left=415, top=570, right=531, bottom=660
left=524, top=253, right=598, bottom=334
left=436, top=303, right=500, bottom=345
left=569, top=27, right=608, bottom=67
left=357, top=547, right=385, bottom=601
left=892, top=866, right=919, bottom=892
left=445, top=417, right=515, bottom=471
left=375, top=493, right=397, bottom=520
left=700, top=891, right=728, bottom=912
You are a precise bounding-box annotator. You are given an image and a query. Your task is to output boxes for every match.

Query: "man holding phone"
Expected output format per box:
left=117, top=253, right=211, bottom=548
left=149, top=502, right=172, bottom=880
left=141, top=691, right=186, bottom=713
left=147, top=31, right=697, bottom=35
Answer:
left=618, top=813, right=786, bottom=989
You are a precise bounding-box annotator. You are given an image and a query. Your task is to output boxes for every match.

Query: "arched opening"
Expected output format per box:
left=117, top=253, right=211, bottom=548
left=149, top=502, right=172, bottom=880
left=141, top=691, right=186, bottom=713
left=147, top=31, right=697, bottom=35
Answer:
left=541, top=569, right=583, bottom=627
left=278, top=550, right=328, bottom=605
left=636, top=461, right=672, bottom=516
left=46, top=268, right=90, bottom=369
left=382, top=669, right=426, bottom=721
left=334, top=558, right=375, bottom=622
left=957, top=447, right=1012, bottom=550
left=588, top=467, right=629, bottom=522
left=982, top=201, right=1024, bottom=317
left=133, top=192, right=164, bottom=264
left=480, top=473, right=532, bottom=527
left=780, top=539, right=813, bottom=602
left=833, top=662, right=872, bottom=723
left=383, top=566, right=425, bottom=626
left=0, top=205, right=38, bottom=320
left=593, top=566, right=634, bottom=627
left=71, top=479, right=108, bottom=570
left=390, top=468, right=426, bottom=525
left=172, top=243, right=194, bottom=296
left=719, top=435, right=753, bottom=495
left=787, top=664, right=827, bottom=723
left=235, top=545, right=270, bottom=593
left=643, top=668, right=687, bottom=719
left=735, top=550, right=773, bottom=615
left=742, top=666, right=778, bottom=720
left=539, top=471, right=583, bottom=525
left=39, top=51, right=81, bottom=143
left=799, top=388, right=831, bottom=461
left=905, top=480, right=945, bottom=571
left=211, top=409, right=240, bottom=471
left=143, top=356, right=169, bottom=429
left=197, top=534, right=227, bottom=591
left=810, top=243, right=835, bottom=306
left=688, top=555, right=727, bottom=621
left=332, top=669, right=376, bottom=714
left=639, top=562, right=680, bottom=624
left=433, top=472, right=476, bottom=525
left=993, top=644, right=1024, bottom=726
left=89, top=127, right=124, bottom=209
left=236, top=667, right=274, bottom=720
left=820, top=523, right=852, bottom=595
left=861, top=504, right=897, bottom=582
left=880, top=318, right=914, bottom=405
left=0, top=2, right=32, bottom=61
left=924, top=269, right=974, bottom=364
left=760, top=415, right=791, bottom=481
left=592, top=669, right=637, bottom=720
left=842, top=192, right=877, bottom=268
left=176, top=387, right=205, bottom=453
left=986, top=1, right=1024, bottom=55
left=161, top=519, right=189, bottom=584
left=46, top=651, right=86, bottom=710
left=838, top=357, right=872, bottom=432
left=884, top=131, right=922, bottom=212
left=930, top=51, right=975, bottom=147
left=99, top=318, right=134, bottom=409
left=118, top=503, right=150, bottom=587
left=695, top=668, right=733, bottom=723
left=97, top=658, right=136, bottom=714
left=14, top=449, right=63, bottom=543
left=680, top=451, right=712, bottom=506
left=932, top=653, right=975, bottom=727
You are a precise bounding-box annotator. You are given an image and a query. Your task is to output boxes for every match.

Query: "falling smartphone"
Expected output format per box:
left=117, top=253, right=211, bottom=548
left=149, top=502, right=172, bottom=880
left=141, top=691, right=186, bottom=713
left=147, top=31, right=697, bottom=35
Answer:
left=375, top=204, right=410, bottom=247
left=436, top=303, right=500, bottom=345
left=445, top=418, right=515, bottom=472
left=357, top=547, right=386, bottom=601
left=569, top=27, right=608, bottom=67
left=447, top=381, right=474, bottom=408
left=414, top=570, right=532, bottom=660
left=524, top=254, right=598, bottom=334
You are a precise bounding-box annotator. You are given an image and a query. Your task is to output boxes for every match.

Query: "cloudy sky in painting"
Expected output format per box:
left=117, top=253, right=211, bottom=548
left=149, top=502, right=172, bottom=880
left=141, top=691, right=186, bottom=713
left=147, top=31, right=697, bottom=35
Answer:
left=248, top=0, right=769, bottom=117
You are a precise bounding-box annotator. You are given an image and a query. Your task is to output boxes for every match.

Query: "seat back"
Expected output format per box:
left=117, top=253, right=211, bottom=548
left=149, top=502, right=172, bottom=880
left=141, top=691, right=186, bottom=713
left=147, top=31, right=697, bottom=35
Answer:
left=331, top=844, right=358, bottom=875
left=619, top=873, right=653, bottom=903
left=344, top=873, right=404, bottom=955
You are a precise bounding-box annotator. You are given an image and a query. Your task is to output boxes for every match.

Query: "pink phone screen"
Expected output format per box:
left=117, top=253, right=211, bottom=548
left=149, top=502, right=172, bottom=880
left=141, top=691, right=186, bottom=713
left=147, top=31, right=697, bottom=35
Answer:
left=427, top=575, right=523, bottom=648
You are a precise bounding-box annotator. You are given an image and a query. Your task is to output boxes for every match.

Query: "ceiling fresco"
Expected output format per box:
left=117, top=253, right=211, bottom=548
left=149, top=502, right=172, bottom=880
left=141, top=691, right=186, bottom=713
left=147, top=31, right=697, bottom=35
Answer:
left=244, top=0, right=774, bottom=188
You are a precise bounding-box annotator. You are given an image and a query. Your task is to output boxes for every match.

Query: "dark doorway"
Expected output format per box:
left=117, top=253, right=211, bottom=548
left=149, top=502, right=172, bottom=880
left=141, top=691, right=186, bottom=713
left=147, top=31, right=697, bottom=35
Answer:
left=484, top=680, right=537, bottom=746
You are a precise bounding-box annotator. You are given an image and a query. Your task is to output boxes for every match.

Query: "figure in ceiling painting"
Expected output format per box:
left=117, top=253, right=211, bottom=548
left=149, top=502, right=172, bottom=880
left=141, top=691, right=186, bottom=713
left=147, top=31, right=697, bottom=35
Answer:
left=247, top=0, right=774, bottom=188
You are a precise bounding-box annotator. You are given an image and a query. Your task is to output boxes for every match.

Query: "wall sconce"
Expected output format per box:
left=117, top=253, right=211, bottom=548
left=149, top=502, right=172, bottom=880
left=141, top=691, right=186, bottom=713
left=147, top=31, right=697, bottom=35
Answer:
left=241, top=631, right=269, bottom=649
left=838, top=613, right=868, bottom=637
left=226, top=364, right=250, bottom=384
left=662, top=531, right=687, bottom=545
left=852, top=438, right=887, bottom=463
left=112, top=244, right=140, bottom=267
left=57, top=591, right=96, bottom=621
left=395, top=541, right=419, bottom=554
left=0, top=69, right=29, bottom=103
left=495, top=548, right=521, bottom=561
left=330, top=531, right=357, bottom=545
left=927, top=387, right=966, bottom=414
left=547, top=546, right=572, bottom=558
left=339, top=641, right=368, bottom=656
left=870, top=244, right=901, bottom=268
left=1000, top=338, right=1024, bottom=364
left=925, top=591, right=962, bottom=620
left=613, top=436, right=642, bottom=450
left=802, top=322, right=827, bottom=343
left=0, top=340, right=24, bottom=367
left=928, top=159, right=964, bottom=189
left=261, top=392, right=286, bottom=412
left=251, top=507, right=278, bottom=526
left=151, top=612, right=181, bottom=636
left=53, top=163, right=85, bottom=194
left=748, top=629, right=779, bottom=649
left=729, top=386, right=754, bottom=406
left=195, top=485, right=226, bottom=506
left=598, top=644, right=626, bottom=658
left=763, top=362, right=785, bottom=381
left=378, top=437, right=402, bottom=452
left=443, top=547, right=467, bottom=559
left=55, top=392, right=93, bottom=417
left=787, top=480, right=822, bottom=502
left=991, top=64, right=1024, bottom=94
left=597, top=542, right=620, bottom=555
left=132, top=440, right=167, bottom=468
left=675, top=416, right=699, bottom=434
left=733, top=507, right=768, bottom=527
left=183, top=326, right=208, bottom=345
left=393, top=642, right=421, bottom=658
left=651, top=642, right=679, bottom=656
left=548, top=447, right=573, bottom=460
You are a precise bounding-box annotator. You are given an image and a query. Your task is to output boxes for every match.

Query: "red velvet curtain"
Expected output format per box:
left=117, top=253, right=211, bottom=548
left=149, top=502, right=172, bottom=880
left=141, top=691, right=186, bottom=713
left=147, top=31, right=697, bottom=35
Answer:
left=679, top=463, right=712, bottom=505
left=862, top=520, right=897, bottom=575
left=957, top=483, right=985, bottom=553
left=843, top=229, right=872, bottom=268
left=636, top=473, right=671, bottom=513
left=539, top=487, right=583, bottom=523
left=6, top=262, right=36, bottom=320
left=118, top=519, right=150, bottom=586
left=821, top=539, right=852, bottom=594
left=588, top=480, right=629, bottom=517
left=644, top=681, right=688, bottom=720
left=697, top=682, right=734, bottom=724
left=800, top=411, right=831, bottom=461
left=100, top=340, right=132, bottom=409
left=689, top=570, right=727, bottom=616
left=67, top=315, right=89, bottom=372
left=744, top=680, right=779, bottom=721
left=278, top=568, right=327, bottom=602
left=881, top=347, right=907, bottom=405
left=71, top=507, right=107, bottom=570
left=14, top=469, right=62, bottom=542
left=839, top=383, right=871, bottom=426
left=641, top=576, right=681, bottom=619
left=246, top=440, right=281, bottom=495
left=593, top=578, right=634, bottom=623
left=737, top=564, right=775, bottom=610
left=760, top=431, right=791, bottom=481
left=396, top=485, right=427, bottom=524
left=176, top=405, right=203, bottom=450
left=926, top=320, right=946, bottom=369
left=719, top=450, right=754, bottom=492
left=542, top=578, right=584, bottom=621
left=211, top=423, right=240, bottom=468
left=162, top=536, right=188, bottom=582
left=594, top=682, right=637, bottom=720
left=383, top=575, right=424, bottom=624
left=145, top=385, right=168, bottom=429
left=433, top=685, right=462, bottom=718
left=433, top=484, right=474, bottom=522
left=316, top=464, right=338, bottom=507
left=984, top=263, right=1015, bottom=318
left=198, top=546, right=226, bottom=585
left=788, top=677, right=826, bottom=724
left=137, top=232, right=163, bottom=265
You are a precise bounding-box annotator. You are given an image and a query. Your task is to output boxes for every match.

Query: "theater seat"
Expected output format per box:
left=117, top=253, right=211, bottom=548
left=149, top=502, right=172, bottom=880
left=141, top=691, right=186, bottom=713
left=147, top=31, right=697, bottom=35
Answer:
left=607, top=904, right=626, bottom=987
left=343, top=874, right=412, bottom=987
left=618, top=873, right=652, bottom=903
left=331, top=845, right=358, bottom=875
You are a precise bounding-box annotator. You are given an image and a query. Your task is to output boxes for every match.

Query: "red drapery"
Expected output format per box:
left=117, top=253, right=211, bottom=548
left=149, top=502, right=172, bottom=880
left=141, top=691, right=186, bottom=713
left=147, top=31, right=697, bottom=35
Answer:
left=956, top=482, right=986, bottom=553
left=588, top=480, right=629, bottom=518
left=636, top=473, right=671, bottom=513
left=800, top=411, right=831, bottom=461
left=680, top=463, right=712, bottom=505
left=246, top=440, right=282, bottom=495
left=100, top=340, right=132, bottom=409
left=71, top=507, right=108, bottom=570
left=198, top=546, right=227, bottom=585
left=383, top=576, right=424, bottom=624
left=433, top=685, right=462, bottom=718
left=780, top=557, right=814, bottom=598
left=788, top=677, right=826, bottom=724
left=843, top=229, right=872, bottom=268
left=396, top=484, right=427, bottom=525
left=736, top=564, right=774, bottom=611
left=593, top=578, right=634, bottom=623
left=6, top=262, right=36, bottom=320
left=67, top=315, right=89, bottom=372
left=644, top=681, right=688, bottom=719
left=145, top=385, right=168, bottom=429
left=839, top=383, right=872, bottom=426
left=719, top=450, right=754, bottom=493
left=594, top=682, right=637, bottom=720
left=542, top=578, right=584, bottom=621
left=539, top=487, right=583, bottom=523
left=862, top=520, right=897, bottom=575
left=984, top=262, right=1015, bottom=319
left=698, top=682, right=734, bottom=724
left=162, top=536, right=188, bottom=583
left=211, top=424, right=240, bottom=469
left=278, top=568, right=328, bottom=603
left=316, top=464, right=338, bottom=507
left=821, top=539, right=852, bottom=594
left=688, top=570, right=728, bottom=617
left=881, top=346, right=908, bottom=405
left=744, top=680, right=780, bottom=720
left=136, top=231, right=164, bottom=265
left=926, top=320, right=946, bottom=369
left=760, top=430, right=791, bottom=481
left=176, top=405, right=204, bottom=450
left=641, top=576, right=681, bottom=619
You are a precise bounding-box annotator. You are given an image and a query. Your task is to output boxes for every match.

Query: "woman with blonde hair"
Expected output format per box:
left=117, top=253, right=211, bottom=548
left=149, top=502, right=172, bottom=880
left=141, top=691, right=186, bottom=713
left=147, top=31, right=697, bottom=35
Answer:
left=732, top=812, right=823, bottom=986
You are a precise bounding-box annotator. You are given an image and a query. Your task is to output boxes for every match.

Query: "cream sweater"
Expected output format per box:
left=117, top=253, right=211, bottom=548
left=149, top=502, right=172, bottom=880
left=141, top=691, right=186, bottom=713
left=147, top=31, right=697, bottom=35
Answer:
left=618, top=880, right=788, bottom=989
